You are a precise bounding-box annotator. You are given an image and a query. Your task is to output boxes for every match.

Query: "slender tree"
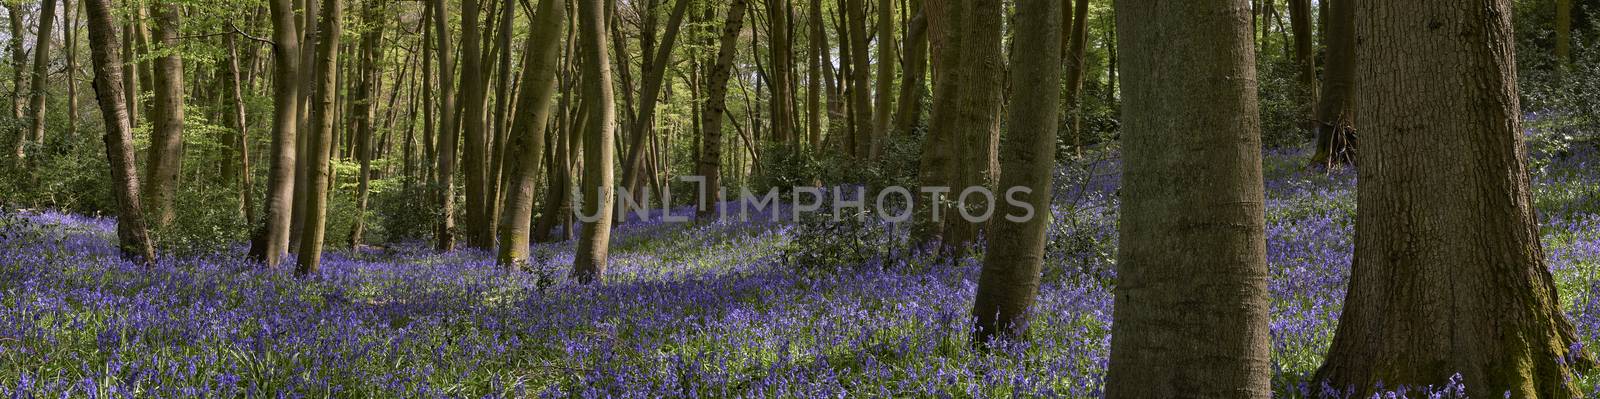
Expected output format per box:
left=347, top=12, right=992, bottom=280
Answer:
left=496, top=0, right=565, bottom=270
left=296, top=0, right=342, bottom=276
left=621, top=0, right=693, bottom=205
left=1104, top=0, right=1271, bottom=396
left=248, top=0, right=303, bottom=266
left=1314, top=0, right=1591, bottom=396
left=143, top=0, right=186, bottom=231
left=844, top=0, right=872, bottom=159
left=432, top=0, right=460, bottom=251
left=805, top=0, right=825, bottom=150
left=82, top=0, right=156, bottom=266
left=350, top=0, right=387, bottom=247
left=22, top=0, right=58, bottom=159
left=459, top=0, right=494, bottom=248
left=869, top=0, right=893, bottom=159
left=970, top=0, right=1062, bottom=344
left=1308, top=0, right=1353, bottom=167
left=571, top=0, right=617, bottom=283
left=1288, top=0, right=1315, bottom=119
left=891, top=0, right=926, bottom=135
left=226, top=34, right=253, bottom=224
left=6, top=4, right=22, bottom=135
left=1557, top=0, right=1572, bottom=66
left=696, top=0, right=748, bottom=220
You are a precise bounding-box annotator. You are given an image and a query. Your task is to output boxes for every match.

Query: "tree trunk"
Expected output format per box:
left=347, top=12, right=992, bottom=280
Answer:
left=247, top=0, right=302, bottom=267
left=892, top=0, right=926, bottom=136
left=495, top=0, right=564, bottom=270
left=1060, top=0, right=1088, bottom=154
left=226, top=35, right=254, bottom=225
left=914, top=0, right=1003, bottom=253
left=64, top=0, right=79, bottom=142
left=460, top=0, right=493, bottom=249
left=143, top=0, right=185, bottom=231
left=768, top=0, right=795, bottom=147
left=571, top=0, right=617, bottom=284
left=431, top=0, right=460, bottom=251
left=696, top=0, right=747, bottom=220
left=295, top=0, right=341, bottom=276
left=1105, top=1, right=1271, bottom=397
left=1557, top=0, right=1572, bottom=65
left=350, top=0, right=386, bottom=247
left=806, top=0, right=825, bottom=151
left=1309, top=0, right=1354, bottom=168
left=288, top=0, right=320, bottom=250
left=1313, top=0, right=1591, bottom=396
left=844, top=0, right=872, bottom=160
left=82, top=0, right=156, bottom=267
left=23, top=0, right=58, bottom=158
left=1288, top=0, right=1316, bottom=121
left=869, top=0, right=894, bottom=159
left=6, top=5, right=22, bottom=139
left=970, top=0, right=1062, bottom=344
left=622, top=0, right=693, bottom=207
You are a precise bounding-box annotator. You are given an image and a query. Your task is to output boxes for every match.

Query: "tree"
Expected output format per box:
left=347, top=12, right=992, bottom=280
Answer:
left=460, top=0, right=493, bottom=249
left=621, top=0, right=693, bottom=206
left=247, top=0, right=303, bottom=267
left=892, top=0, right=926, bottom=136
left=1313, top=0, right=1591, bottom=396
left=296, top=0, right=342, bottom=276
left=1308, top=0, right=1353, bottom=167
left=696, top=0, right=748, bottom=220
left=914, top=0, right=1003, bottom=253
left=805, top=0, right=825, bottom=150
left=350, top=0, right=387, bottom=247
left=969, top=0, right=1062, bottom=344
left=431, top=0, right=460, bottom=251
left=1288, top=0, right=1315, bottom=117
left=82, top=0, right=156, bottom=267
left=496, top=0, right=565, bottom=270
left=1104, top=0, right=1271, bottom=397
left=143, top=0, right=186, bottom=230
left=1557, top=0, right=1572, bottom=65
left=6, top=4, right=22, bottom=137
left=844, top=0, right=871, bottom=159
left=23, top=0, right=58, bottom=159
left=1060, top=0, right=1088, bottom=153
left=767, top=0, right=795, bottom=146
left=571, top=0, right=617, bottom=284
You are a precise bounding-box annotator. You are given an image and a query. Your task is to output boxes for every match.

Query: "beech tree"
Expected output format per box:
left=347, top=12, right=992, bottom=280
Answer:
left=296, top=0, right=342, bottom=275
left=143, top=0, right=185, bottom=230
left=247, top=0, right=303, bottom=266
left=1308, top=0, right=1353, bottom=167
left=82, top=0, right=155, bottom=266
left=496, top=0, right=565, bottom=270
left=1313, top=0, right=1591, bottom=396
left=695, top=0, right=748, bottom=220
left=22, top=0, right=56, bottom=159
left=1104, top=0, right=1270, bottom=396
left=570, top=0, right=618, bottom=284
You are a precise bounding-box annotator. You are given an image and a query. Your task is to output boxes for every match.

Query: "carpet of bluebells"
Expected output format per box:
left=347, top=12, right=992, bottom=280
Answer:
left=6, top=143, right=1600, bottom=398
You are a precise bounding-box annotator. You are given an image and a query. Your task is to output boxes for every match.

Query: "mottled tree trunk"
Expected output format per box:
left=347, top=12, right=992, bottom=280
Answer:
left=1313, top=0, right=1591, bottom=396
left=247, top=0, right=302, bottom=267
left=23, top=0, right=58, bottom=158
left=695, top=0, right=747, bottom=220
left=495, top=0, right=564, bottom=270
left=1105, top=0, right=1271, bottom=397
left=970, top=0, right=1062, bottom=344
left=82, top=0, right=156, bottom=267
left=296, top=0, right=341, bottom=276
left=768, top=0, right=795, bottom=147
left=143, top=0, right=186, bottom=231
left=226, top=35, right=254, bottom=225
left=571, top=0, right=617, bottom=284
left=914, top=0, right=1002, bottom=253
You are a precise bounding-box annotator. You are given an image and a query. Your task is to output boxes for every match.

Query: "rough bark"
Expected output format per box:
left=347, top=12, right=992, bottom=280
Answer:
left=1313, top=0, right=1591, bottom=396
left=970, top=0, right=1062, bottom=344
left=1309, top=0, right=1354, bottom=168
left=1289, top=0, right=1316, bottom=120
left=295, top=0, right=341, bottom=276
left=247, top=0, right=303, bottom=267
left=768, top=0, right=795, bottom=146
left=914, top=0, right=1002, bottom=253
left=571, top=0, right=616, bottom=284
left=1104, top=0, right=1271, bottom=397
left=695, top=0, right=747, bottom=220
left=143, top=0, right=186, bottom=231
left=431, top=0, right=460, bottom=251
left=495, top=0, right=564, bottom=270
left=82, top=0, right=156, bottom=267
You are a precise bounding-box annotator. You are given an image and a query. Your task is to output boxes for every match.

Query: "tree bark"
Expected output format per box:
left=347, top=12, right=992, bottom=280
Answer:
left=806, top=0, right=825, bottom=151
left=431, top=0, right=460, bottom=251
left=143, top=0, right=186, bottom=231
left=1060, top=0, right=1088, bottom=154
left=696, top=0, right=747, bottom=220
left=571, top=0, right=617, bottom=284
left=226, top=35, right=254, bottom=225
left=1105, top=1, right=1271, bottom=397
left=6, top=4, right=22, bottom=139
left=970, top=0, right=1062, bottom=344
left=914, top=0, right=1002, bottom=253
left=460, top=0, right=493, bottom=248
left=844, top=0, right=872, bottom=160
left=1557, top=0, right=1572, bottom=65
left=1289, top=0, right=1316, bottom=121
left=496, top=0, right=565, bottom=270
left=295, top=0, right=342, bottom=276
left=247, top=0, right=303, bottom=267
left=1309, top=0, right=1354, bottom=168
left=1313, top=0, right=1591, bottom=396
left=23, top=0, right=58, bottom=158
left=869, top=0, right=893, bottom=159
left=82, top=0, right=156, bottom=267
left=891, top=0, right=925, bottom=136
left=768, top=0, right=795, bottom=147
left=621, top=0, right=693, bottom=206
left=350, top=0, right=387, bottom=247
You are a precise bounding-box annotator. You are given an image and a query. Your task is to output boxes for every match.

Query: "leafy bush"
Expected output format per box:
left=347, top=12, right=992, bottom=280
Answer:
left=779, top=190, right=899, bottom=276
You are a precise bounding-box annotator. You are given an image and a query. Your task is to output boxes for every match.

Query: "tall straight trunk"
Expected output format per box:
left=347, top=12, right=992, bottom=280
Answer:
left=460, top=0, right=492, bottom=248
left=571, top=0, right=616, bottom=284
left=1105, top=1, right=1270, bottom=397
left=23, top=0, right=58, bottom=157
left=247, top=0, right=302, bottom=267
left=1314, top=0, right=1591, bottom=396
left=844, top=0, right=872, bottom=160
left=350, top=0, right=386, bottom=247
left=914, top=0, right=1002, bottom=252
left=621, top=0, right=693, bottom=205
left=1309, top=0, right=1353, bottom=167
left=696, top=0, right=748, bottom=220
left=289, top=0, right=320, bottom=250
left=1060, top=0, right=1088, bottom=153
left=869, top=0, right=893, bottom=159
left=1557, top=0, right=1572, bottom=65
left=296, top=0, right=341, bottom=276
left=82, top=0, right=156, bottom=266
left=143, top=0, right=185, bottom=231
left=767, top=0, right=795, bottom=146
left=535, top=25, right=580, bottom=244
left=1288, top=0, right=1315, bottom=119
left=496, top=0, right=565, bottom=270
left=970, top=0, right=1062, bottom=344
left=891, top=0, right=925, bottom=135
left=64, top=0, right=79, bottom=141
left=431, top=0, right=460, bottom=251
left=1103, top=12, right=1117, bottom=104
left=805, top=0, right=824, bottom=151
left=6, top=4, right=22, bottom=135
left=421, top=2, right=435, bottom=184
left=226, top=35, right=254, bottom=224
left=811, top=0, right=841, bottom=153
left=487, top=0, right=514, bottom=233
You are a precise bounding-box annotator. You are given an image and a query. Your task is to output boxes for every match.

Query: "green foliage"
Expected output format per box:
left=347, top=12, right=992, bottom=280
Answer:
left=779, top=202, right=895, bottom=277
left=155, top=184, right=249, bottom=258
left=1254, top=55, right=1306, bottom=149
left=371, top=178, right=439, bottom=243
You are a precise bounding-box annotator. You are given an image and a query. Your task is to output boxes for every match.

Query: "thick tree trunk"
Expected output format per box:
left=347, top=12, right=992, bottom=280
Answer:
left=495, top=0, right=564, bottom=270
left=247, top=0, right=302, bottom=267
left=288, top=0, right=319, bottom=250
left=696, top=0, right=747, bottom=220
left=431, top=0, right=460, bottom=251
left=82, top=0, right=156, bottom=267
left=1105, top=1, right=1271, bottom=397
left=1289, top=0, right=1316, bottom=120
left=1309, top=0, right=1354, bottom=168
left=23, top=0, right=58, bottom=158
left=970, top=0, right=1062, bottom=344
left=143, top=0, right=185, bottom=231
left=295, top=0, right=341, bottom=276
left=892, top=0, right=926, bottom=136
left=460, top=0, right=493, bottom=249
left=914, top=0, right=1002, bottom=253
left=1313, top=0, right=1591, bottom=396
left=571, top=0, right=617, bottom=284
left=768, top=0, right=795, bottom=147
left=844, top=0, right=872, bottom=160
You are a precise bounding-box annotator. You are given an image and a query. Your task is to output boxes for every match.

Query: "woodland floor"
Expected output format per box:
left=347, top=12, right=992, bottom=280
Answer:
left=4, top=143, right=1600, bottom=397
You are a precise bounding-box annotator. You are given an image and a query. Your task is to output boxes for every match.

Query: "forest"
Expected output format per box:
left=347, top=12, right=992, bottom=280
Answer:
left=3, top=0, right=1600, bottom=396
